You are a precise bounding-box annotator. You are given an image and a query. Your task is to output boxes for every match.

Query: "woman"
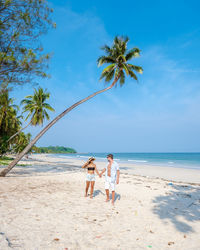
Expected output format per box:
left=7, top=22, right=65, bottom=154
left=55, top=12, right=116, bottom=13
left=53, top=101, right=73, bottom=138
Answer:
left=82, top=157, right=100, bottom=198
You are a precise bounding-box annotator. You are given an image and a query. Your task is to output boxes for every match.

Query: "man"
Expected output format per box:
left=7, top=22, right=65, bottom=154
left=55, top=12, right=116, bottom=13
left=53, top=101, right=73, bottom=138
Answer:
left=100, top=154, right=120, bottom=205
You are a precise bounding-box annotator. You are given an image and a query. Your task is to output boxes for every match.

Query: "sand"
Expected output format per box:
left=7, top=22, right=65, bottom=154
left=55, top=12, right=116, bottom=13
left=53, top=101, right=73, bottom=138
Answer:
left=0, top=154, right=200, bottom=249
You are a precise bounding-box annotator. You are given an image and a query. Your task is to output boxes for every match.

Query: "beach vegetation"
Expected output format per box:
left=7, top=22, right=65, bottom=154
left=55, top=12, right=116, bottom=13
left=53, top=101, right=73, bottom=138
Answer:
left=0, top=89, right=21, bottom=155
left=8, top=87, right=55, bottom=141
left=0, top=156, right=14, bottom=165
left=0, top=87, right=54, bottom=157
left=32, top=146, right=77, bottom=154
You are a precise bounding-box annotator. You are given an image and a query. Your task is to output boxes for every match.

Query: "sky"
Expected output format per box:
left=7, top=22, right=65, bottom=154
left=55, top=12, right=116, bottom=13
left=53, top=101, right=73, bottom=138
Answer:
left=12, top=0, right=200, bottom=152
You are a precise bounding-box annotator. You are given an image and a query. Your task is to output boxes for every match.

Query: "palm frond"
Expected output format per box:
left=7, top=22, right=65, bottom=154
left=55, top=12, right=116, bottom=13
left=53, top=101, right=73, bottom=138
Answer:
left=105, top=69, right=115, bottom=82
left=116, top=54, right=126, bottom=63
left=100, top=69, right=115, bottom=82
left=122, top=64, right=129, bottom=76
left=43, top=103, right=55, bottom=111
left=97, top=56, right=115, bottom=67
left=123, top=36, right=129, bottom=44
left=127, top=64, right=143, bottom=74
left=24, top=112, right=32, bottom=121
left=125, top=48, right=141, bottom=61
left=102, top=64, right=116, bottom=74
left=100, top=45, right=112, bottom=54
left=128, top=69, right=138, bottom=81
left=119, top=71, right=125, bottom=86
left=114, top=36, right=120, bottom=45
left=44, top=110, right=50, bottom=120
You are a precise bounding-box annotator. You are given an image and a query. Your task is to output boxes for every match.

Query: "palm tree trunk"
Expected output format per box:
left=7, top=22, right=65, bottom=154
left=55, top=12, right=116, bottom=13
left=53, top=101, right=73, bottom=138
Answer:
left=7, top=121, right=32, bottom=142
left=0, top=78, right=119, bottom=177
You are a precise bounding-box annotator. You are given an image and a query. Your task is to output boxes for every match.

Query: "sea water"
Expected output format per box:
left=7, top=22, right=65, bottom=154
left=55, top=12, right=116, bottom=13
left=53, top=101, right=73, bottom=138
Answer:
left=47, top=152, right=200, bottom=170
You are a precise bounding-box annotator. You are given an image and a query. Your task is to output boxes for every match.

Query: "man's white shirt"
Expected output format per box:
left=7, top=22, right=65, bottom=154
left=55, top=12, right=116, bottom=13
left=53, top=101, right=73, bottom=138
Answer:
left=105, top=161, right=119, bottom=183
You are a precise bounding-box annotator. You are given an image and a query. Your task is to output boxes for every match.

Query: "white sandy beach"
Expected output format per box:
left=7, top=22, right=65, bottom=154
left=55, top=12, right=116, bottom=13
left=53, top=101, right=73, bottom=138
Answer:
left=0, top=154, right=200, bottom=249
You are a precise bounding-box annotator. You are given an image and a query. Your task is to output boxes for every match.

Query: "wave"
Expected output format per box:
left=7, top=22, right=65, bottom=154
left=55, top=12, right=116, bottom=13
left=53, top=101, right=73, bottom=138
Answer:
left=128, top=159, right=148, bottom=163
left=54, top=155, right=73, bottom=159
left=79, top=155, right=91, bottom=158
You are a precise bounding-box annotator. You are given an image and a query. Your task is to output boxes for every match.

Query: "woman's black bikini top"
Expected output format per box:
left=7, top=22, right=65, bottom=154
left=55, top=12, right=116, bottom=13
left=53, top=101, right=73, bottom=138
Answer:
left=88, top=167, right=95, bottom=171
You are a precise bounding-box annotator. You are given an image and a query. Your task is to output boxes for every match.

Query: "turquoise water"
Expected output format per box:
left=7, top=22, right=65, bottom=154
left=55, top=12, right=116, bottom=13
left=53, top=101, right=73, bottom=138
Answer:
left=48, top=152, right=200, bottom=170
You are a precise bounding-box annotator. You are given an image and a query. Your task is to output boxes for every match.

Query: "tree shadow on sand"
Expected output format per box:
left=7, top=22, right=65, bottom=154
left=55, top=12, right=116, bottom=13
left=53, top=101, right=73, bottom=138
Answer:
left=0, top=163, right=82, bottom=177
left=152, top=184, right=200, bottom=233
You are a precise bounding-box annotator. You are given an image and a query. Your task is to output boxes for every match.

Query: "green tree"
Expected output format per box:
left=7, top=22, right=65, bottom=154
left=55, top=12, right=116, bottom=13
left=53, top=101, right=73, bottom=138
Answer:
left=0, top=89, right=21, bottom=155
left=0, top=36, right=143, bottom=176
left=33, top=146, right=77, bottom=154
left=8, top=87, right=55, bottom=141
left=0, top=0, right=55, bottom=91
left=98, top=36, right=142, bottom=84
left=12, top=132, right=31, bottom=154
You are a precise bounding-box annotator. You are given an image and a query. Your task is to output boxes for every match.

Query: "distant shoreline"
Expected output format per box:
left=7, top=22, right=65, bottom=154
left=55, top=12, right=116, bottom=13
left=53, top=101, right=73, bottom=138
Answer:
left=33, top=146, right=76, bottom=154
left=33, top=152, right=77, bottom=154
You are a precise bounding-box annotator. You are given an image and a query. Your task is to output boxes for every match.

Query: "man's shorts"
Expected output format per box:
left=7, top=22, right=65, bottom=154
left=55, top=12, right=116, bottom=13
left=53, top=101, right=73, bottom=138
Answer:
left=86, top=173, right=95, bottom=182
left=105, top=177, right=115, bottom=191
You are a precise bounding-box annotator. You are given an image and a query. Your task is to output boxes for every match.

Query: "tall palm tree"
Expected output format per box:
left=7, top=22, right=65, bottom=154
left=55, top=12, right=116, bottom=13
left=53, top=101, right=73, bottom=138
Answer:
left=7, top=87, right=55, bottom=141
left=0, top=36, right=143, bottom=176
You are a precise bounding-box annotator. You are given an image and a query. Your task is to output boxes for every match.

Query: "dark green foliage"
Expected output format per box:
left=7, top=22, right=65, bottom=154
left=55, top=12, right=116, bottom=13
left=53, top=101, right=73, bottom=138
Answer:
left=97, top=36, right=143, bottom=86
left=0, top=89, right=21, bottom=155
left=0, top=156, right=14, bottom=165
left=33, top=146, right=77, bottom=154
left=0, top=0, right=55, bottom=90
left=12, top=132, right=31, bottom=153
left=0, top=89, right=31, bottom=155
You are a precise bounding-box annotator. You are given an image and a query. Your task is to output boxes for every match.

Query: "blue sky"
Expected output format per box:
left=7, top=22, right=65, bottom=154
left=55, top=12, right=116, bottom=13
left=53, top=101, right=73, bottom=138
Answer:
left=12, top=0, right=200, bottom=152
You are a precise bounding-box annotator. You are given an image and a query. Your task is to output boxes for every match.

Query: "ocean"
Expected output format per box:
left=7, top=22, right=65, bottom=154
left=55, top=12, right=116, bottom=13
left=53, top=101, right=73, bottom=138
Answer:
left=47, top=152, right=200, bottom=170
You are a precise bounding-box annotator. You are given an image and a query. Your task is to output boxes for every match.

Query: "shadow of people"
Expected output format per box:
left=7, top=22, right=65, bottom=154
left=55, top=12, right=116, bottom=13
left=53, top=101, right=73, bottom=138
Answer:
left=93, top=190, right=105, bottom=198
left=93, top=190, right=121, bottom=202
left=152, top=183, right=200, bottom=233
left=114, top=192, right=121, bottom=202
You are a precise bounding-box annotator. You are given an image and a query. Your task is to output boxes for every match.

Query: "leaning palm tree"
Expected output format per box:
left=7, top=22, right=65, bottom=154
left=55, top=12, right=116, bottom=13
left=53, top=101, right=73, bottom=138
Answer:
left=7, top=87, right=55, bottom=142
left=0, top=36, right=143, bottom=177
